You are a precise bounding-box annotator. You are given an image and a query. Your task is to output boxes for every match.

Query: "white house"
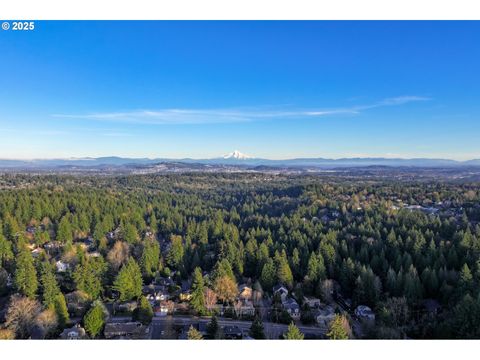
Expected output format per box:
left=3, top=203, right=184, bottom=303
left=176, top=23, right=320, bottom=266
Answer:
left=56, top=260, right=70, bottom=273
left=303, top=296, right=321, bottom=309
left=59, top=324, right=86, bottom=340
left=273, top=285, right=288, bottom=301
left=282, top=298, right=300, bottom=319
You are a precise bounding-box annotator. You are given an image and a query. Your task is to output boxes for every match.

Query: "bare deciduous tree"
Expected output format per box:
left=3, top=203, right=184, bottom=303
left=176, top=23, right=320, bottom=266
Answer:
left=107, top=241, right=129, bottom=270
left=204, top=288, right=218, bottom=313
left=35, top=308, right=58, bottom=338
left=213, top=276, right=237, bottom=304
left=5, top=295, right=41, bottom=339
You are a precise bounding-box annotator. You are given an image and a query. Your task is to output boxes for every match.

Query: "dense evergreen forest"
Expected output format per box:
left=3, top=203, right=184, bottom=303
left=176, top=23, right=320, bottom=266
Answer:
left=0, top=173, right=479, bottom=339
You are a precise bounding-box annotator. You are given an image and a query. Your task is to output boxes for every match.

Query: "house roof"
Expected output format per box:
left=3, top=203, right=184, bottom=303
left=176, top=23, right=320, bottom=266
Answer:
left=238, top=284, right=251, bottom=291
left=273, top=284, right=288, bottom=293
left=314, top=305, right=335, bottom=317
left=104, top=321, right=143, bottom=334
left=355, top=305, right=375, bottom=318
left=60, top=324, right=86, bottom=339
left=282, top=298, right=299, bottom=309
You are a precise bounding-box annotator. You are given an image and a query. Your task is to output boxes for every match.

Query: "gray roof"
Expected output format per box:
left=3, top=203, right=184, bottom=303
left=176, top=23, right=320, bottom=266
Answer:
left=104, top=321, right=144, bottom=335
left=282, top=298, right=299, bottom=309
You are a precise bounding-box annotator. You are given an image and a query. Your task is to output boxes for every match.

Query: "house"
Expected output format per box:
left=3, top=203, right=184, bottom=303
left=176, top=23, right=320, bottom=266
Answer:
left=321, top=215, right=331, bottom=223
left=43, top=241, right=62, bottom=253
left=156, top=276, right=175, bottom=288
left=75, top=237, right=95, bottom=250
left=143, top=284, right=169, bottom=303
left=238, top=284, right=253, bottom=301
left=155, top=301, right=173, bottom=316
left=354, top=305, right=375, bottom=322
left=87, top=251, right=101, bottom=258
left=234, top=299, right=256, bottom=317
left=59, top=324, right=87, bottom=340
left=31, top=248, right=43, bottom=258
left=26, top=226, right=37, bottom=234
left=104, top=321, right=148, bottom=339
left=273, top=285, right=288, bottom=301
left=56, top=260, right=70, bottom=273
left=114, top=301, right=137, bottom=313
left=303, top=296, right=321, bottom=309
left=156, top=305, right=168, bottom=316
left=6, top=273, right=13, bottom=288
left=314, top=305, right=335, bottom=327
left=65, top=291, right=90, bottom=316
left=179, top=291, right=192, bottom=302
left=282, top=298, right=300, bottom=319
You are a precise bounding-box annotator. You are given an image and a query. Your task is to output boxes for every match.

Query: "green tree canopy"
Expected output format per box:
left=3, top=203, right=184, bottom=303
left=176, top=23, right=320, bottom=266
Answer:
left=283, top=322, right=304, bottom=340
left=113, top=257, right=143, bottom=301
left=191, top=267, right=206, bottom=314
left=14, top=249, right=38, bottom=299
left=84, top=301, right=107, bottom=338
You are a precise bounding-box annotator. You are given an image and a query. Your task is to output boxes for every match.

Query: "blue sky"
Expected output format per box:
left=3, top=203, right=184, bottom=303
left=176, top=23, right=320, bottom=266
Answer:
left=0, top=21, right=479, bottom=160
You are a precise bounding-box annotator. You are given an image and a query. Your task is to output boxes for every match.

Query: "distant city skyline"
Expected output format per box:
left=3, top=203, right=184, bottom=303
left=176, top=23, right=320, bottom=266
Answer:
left=1, top=21, right=479, bottom=160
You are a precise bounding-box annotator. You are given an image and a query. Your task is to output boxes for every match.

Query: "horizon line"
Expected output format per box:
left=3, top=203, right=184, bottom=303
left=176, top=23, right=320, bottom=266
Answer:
left=0, top=154, right=478, bottom=162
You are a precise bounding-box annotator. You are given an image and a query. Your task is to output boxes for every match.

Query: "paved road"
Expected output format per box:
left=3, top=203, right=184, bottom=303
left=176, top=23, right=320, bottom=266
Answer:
left=149, top=315, right=328, bottom=339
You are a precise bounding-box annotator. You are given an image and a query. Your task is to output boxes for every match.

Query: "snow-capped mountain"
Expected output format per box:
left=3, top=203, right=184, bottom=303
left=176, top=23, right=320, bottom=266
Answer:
left=222, top=150, right=253, bottom=160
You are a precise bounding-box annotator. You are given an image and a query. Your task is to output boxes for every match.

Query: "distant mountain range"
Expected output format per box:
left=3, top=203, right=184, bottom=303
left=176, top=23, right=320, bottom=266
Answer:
left=1, top=151, right=480, bottom=170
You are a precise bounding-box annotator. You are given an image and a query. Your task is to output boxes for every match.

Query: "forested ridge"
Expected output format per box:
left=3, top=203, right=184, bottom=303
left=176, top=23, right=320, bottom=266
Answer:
left=0, top=173, right=479, bottom=339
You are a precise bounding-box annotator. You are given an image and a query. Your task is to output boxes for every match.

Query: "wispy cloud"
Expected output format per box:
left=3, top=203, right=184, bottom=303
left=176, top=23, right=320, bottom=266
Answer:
left=52, top=96, right=430, bottom=125
left=359, top=96, right=430, bottom=109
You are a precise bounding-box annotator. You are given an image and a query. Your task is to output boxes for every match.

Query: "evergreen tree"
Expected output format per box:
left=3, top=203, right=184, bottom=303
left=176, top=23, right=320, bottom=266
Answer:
left=0, top=231, right=13, bottom=266
left=122, top=223, right=139, bottom=244
left=206, top=316, right=220, bottom=339
left=260, top=259, right=276, bottom=291
left=57, top=216, right=73, bottom=245
left=451, top=294, right=480, bottom=338
left=53, top=293, right=70, bottom=328
left=167, top=235, right=184, bottom=270
left=191, top=267, right=206, bottom=314
left=213, top=258, right=235, bottom=281
left=249, top=314, right=266, bottom=339
left=404, top=265, right=423, bottom=303
left=327, top=314, right=351, bottom=339
left=149, top=212, right=158, bottom=234
left=187, top=325, right=203, bottom=339
left=283, top=322, right=304, bottom=340
left=459, top=263, right=473, bottom=295
left=113, top=257, right=143, bottom=301
left=140, top=239, right=160, bottom=278
left=83, top=301, right=107, bottom=338
left=40, top=262, right=60, bottom=307
left=0, top=268, right=8, bottom=296
left=133, top=295, right=154, bottom=325
left=386, top=268, right=397, bottom=295
left=73, top=257, right=107, bottom=299
left=14, top=248, right=38, bottom=298
left=276, top=252, right=293, bottom=288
